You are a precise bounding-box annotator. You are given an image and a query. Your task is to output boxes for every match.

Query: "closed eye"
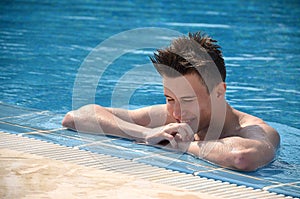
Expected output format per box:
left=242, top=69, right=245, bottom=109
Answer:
left=181, top=97, right=197, bottom=103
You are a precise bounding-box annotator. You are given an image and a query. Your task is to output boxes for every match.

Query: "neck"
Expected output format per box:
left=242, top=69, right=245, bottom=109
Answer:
left=221, top=103, right=240, bottom=137
left=196, top=103, right=238, bottom=140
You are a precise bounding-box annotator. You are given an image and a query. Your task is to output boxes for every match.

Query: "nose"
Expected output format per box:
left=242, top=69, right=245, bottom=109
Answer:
left=172, top=102, right=182, bottom=121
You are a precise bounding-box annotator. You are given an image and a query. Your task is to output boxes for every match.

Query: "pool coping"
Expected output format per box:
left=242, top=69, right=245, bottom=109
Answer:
left=0, top=132, right=292, bottom=199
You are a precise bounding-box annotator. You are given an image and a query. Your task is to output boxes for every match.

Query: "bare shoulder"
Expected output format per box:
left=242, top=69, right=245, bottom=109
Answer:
left=235, top=110, right=280, bottom=149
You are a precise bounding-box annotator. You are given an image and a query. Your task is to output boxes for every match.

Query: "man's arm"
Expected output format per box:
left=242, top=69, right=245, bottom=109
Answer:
left=178, top=124, right=280, bottom=171
left=106, top=104, right=175, bottom=128
left=62, top=104, right=176, bottom=142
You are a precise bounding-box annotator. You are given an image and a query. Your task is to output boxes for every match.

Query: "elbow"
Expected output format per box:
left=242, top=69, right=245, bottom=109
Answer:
left=62, top=111, right=76, bottom=130
left=232, top=149, right=260, bottom=172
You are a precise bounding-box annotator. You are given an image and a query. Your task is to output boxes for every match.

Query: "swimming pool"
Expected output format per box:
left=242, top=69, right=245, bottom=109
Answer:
left=0, top=0, right=299, bottom=197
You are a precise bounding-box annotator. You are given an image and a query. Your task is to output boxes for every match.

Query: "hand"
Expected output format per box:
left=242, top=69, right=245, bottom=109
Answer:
left=145, top=123, right=194, bottom=148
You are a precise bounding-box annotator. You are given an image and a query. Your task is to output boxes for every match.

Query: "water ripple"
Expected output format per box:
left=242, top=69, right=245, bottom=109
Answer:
left=227, top=85, right=264, bottom=91
left=225, top=56, right=276, bottom=61
left=274, top=88, right=300, bottom=95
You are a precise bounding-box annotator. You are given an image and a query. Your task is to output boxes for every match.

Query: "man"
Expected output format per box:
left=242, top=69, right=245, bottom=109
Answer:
left=62, top=31, right=280, bottom=171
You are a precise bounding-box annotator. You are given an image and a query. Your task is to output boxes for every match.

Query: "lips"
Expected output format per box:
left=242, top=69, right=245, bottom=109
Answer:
left=179, top=118, right=194, bottom=124
left=181, top=120, right=191, bottom=123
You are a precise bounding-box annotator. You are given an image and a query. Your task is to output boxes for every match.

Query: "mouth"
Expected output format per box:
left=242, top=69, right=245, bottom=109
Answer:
left=178, top=118, right=195, bottom=124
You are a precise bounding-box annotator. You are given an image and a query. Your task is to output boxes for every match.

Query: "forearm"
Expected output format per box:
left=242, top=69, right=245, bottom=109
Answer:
left=107, top=104, right=174, bottom=128
left=182, top=137, right=275, bottom=171
left=62, top=105, right=149, bottom=141
left=186, top=140, right=234, bottom=167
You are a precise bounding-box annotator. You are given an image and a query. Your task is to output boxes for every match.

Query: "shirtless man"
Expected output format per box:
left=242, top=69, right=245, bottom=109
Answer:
left=62, top=31, right=280, bottom=171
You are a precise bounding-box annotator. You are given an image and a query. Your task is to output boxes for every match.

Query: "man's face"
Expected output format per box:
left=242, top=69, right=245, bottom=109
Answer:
left=163, top=73, right=212, bottom=133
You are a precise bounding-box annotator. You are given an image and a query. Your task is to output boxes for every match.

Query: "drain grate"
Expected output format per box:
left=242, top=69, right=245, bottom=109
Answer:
left=0, top=132, right=296, bottom=199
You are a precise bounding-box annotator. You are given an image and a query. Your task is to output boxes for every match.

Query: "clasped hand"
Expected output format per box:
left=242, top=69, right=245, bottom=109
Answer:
left=145, top=123, right=194, bottom=151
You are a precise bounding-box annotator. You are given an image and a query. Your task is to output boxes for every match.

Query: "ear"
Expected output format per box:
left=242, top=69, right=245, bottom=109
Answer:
left=215, top=82, right=226, bottom=98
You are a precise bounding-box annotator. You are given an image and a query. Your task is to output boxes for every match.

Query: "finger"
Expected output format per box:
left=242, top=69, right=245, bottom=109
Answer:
left=164, top=123, right=194, bottom=142
left=163, top=133, right=174, bottom=141
left=163, top=124, right=181, bottom=136
left=177, top=128, right=188, bottom=142
left=174, top=126, right=190, bottom=142
left=161, top=133, right=178, bottom=148
left=177, top=123, right=194, bottom=141
left=168, top=138, right=178, bottom=148
left=164, top=125, right=187, bottom=141
left=174, top=133, right=183, bottom=141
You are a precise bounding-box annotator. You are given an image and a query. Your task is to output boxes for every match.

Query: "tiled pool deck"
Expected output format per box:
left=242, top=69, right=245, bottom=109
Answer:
left=0, top=102, right=299, bottom=198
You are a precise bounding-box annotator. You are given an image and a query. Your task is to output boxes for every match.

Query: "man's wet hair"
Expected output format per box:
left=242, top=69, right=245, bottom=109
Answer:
left=150, top=31, right=226, bottom=92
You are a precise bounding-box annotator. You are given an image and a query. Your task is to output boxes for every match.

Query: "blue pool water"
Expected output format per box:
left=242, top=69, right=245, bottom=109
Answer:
left=0, top=0, right=299, bottom=196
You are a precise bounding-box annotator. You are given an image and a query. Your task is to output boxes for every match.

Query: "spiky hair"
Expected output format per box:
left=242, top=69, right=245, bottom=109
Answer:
left=150, top=31, right=226, bottom=91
